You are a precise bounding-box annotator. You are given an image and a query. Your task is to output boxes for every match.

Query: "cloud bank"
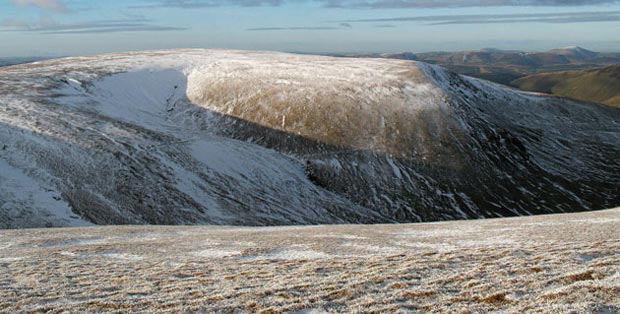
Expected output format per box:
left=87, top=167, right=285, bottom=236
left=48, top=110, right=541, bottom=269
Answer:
left=132, top=0, right=284, bottom=9
left=247, top=26, right=342, bottom=31
left=340, top=10, right=620, bottom=24
left=0, top=17, right=187, bottom=34
left=249, top=10, right=620, bottom=31
left=9, top=0, right=67, bottom=12
left=135, top=0, right=620, bottom=9
left=320, top=0, right=620, bottom=9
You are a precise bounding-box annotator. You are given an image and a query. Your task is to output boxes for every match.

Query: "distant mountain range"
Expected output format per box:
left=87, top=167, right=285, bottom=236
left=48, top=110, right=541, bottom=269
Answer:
left=513, top=64, right=620, bottom=107
left=0, top=57, right=50, bottom=67
left=340, top=46, right=620, bottom=86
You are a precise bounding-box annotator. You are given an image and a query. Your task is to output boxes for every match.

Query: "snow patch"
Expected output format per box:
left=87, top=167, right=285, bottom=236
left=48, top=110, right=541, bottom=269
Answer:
left=0, top=158, right=91, bottom=228
left=340, top=242, right=403, bottom=255
left=98, top=253, right=144, bottom=260
left=250, top=249, right=330, bottom=260
left=192, top=249, right=241, bottom=258
left=41, top=237, right=106, bottom=247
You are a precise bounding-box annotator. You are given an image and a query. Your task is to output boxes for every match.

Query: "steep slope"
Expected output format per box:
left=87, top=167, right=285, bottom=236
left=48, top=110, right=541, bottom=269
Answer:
left=0, top=49, right=619, bottom=228
left=512, top=65, right=620, bottom=107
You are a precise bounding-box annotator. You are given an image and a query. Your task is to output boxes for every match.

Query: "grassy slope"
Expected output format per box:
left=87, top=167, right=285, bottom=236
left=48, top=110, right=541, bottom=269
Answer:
left=512, top=65, right=620, bottom=107
left=1, top=208, right=619, bottom=313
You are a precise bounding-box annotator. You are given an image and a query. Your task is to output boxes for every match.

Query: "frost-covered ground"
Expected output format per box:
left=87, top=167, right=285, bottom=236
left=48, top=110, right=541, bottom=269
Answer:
left=1, top=208, right=618, bottom=313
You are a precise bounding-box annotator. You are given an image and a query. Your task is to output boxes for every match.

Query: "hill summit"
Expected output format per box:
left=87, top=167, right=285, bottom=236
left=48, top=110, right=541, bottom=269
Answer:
left=1, top=49, right=619, bottom=228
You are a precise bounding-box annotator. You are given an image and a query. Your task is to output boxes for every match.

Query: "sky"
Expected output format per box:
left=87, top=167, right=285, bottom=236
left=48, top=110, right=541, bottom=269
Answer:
left=1, top=0, right=620, bottom=57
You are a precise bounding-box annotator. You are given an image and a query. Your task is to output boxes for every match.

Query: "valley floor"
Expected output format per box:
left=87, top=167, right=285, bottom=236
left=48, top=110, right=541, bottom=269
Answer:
left=1, top=208, right=619, bottom=313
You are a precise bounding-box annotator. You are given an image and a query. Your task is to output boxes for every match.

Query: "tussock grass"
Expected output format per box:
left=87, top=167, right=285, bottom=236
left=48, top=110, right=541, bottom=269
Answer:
left=0, top=208, right=619, bottom=313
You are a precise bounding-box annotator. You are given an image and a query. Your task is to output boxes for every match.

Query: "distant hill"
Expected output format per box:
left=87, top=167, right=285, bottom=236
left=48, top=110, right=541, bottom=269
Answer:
left=512, top=65, right=620, bottom=107
left=0, top=57, right=49, bottom=67
left=341, top=47, right=620, bottom=86
left=547, top=46, right=599, bottom=60
left=1, top=49, right=619, bottom=228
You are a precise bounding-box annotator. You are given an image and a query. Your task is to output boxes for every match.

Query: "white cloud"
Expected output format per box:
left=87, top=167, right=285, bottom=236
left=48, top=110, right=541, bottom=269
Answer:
left=10, top=0, right=67, bottom=13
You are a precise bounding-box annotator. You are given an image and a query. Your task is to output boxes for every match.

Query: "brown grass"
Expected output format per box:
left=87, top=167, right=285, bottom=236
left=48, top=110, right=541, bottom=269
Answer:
left=0, top=208, right=618, bottom=313
left=476, top=292, right=512, bottom=305
left=558, top=270, right=596, bottom=284
left=403, top=290, right=438, bottom=298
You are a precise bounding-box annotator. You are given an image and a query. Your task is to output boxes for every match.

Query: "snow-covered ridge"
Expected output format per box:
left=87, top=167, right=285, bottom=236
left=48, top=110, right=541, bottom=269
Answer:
left=0, top=49, right=619, bottom=228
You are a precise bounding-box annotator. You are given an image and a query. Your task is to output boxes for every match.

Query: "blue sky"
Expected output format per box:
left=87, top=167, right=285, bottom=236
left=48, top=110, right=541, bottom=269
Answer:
left=1, top=0, right=620, bottom=57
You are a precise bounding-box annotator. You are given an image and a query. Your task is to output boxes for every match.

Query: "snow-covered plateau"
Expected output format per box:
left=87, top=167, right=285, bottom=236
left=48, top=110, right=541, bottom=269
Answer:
left=0, top=208, right=618, bottom=313
left=0, top=49, right=619, bottom=228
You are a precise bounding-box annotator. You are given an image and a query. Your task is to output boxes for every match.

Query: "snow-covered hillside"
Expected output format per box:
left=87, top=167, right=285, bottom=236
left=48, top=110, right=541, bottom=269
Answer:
left=0, top=49, right=619, bottom=228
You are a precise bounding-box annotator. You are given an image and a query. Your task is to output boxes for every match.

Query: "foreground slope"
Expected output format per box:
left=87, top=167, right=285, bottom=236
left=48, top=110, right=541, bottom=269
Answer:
left=1, top=208, right=619, bottom=313
left=0, top=49, right=619, bottom=228
left=513, top=65, right=620, bottom=107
